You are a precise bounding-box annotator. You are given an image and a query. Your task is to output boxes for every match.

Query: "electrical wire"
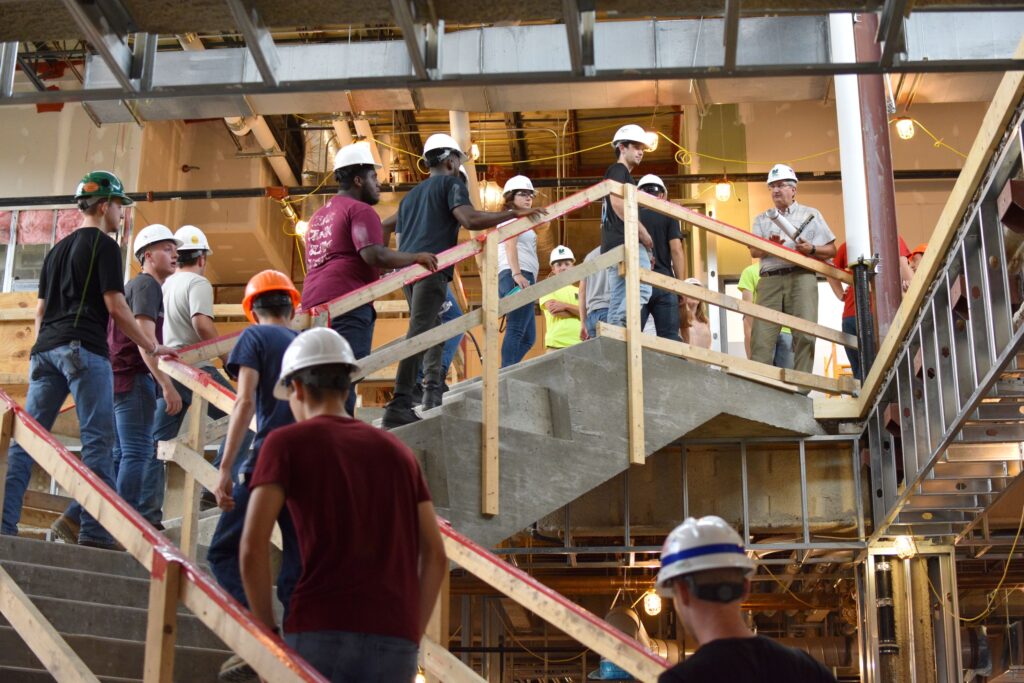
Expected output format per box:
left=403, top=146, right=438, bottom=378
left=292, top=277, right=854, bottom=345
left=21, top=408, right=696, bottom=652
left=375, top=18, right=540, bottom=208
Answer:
left=758, top=564, right=819, bottom=609
left=487, top=601, right=587, bottom=664
left=900, top=117, right=969, bottom=160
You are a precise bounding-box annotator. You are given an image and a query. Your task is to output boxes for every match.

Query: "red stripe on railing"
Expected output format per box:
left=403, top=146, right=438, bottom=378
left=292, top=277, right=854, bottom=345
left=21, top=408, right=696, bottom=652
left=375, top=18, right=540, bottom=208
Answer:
left=0, top=391, right=328, bottom=683
left=437, top=519, right=672, bottom=671
left=162, top=360, right=238, bottom=402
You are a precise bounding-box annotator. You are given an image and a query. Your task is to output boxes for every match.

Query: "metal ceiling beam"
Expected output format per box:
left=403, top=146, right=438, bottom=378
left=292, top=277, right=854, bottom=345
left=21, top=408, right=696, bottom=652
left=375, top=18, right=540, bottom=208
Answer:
left=562, top=0, right=595, bottom=77
left=504, top=112, right=528, bottom=170
left=877, top=0, right=912, bottom=67
left=224, top=0, right=280, bottom=86
left=0, top=43, right=16, bottom=98
left=60, top=0, right=136, bottom=92
left=723, top=0, right=741, bottom=72
left=389, top=0, right=438, bottom=81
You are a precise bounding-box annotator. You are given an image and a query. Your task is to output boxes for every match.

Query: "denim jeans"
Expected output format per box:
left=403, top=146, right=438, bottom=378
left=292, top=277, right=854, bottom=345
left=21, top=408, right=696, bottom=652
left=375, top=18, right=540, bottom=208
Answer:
left=416, top=289, right=463, bottom=389
left=606, top=247, right=653, bottom=327
left=140, top=366, right=253, bottom=525
left=207, top=478, right=301, bottom=614
left=111, top=374, right=157, bottom=516
left=498, top=269, right=536, bottom=367
left=841, top=316, right=860, bottom=379
left=329, top=303, right=376, bottom=415
left=774, top=332, right=795, bottom=370
left=284, top=630, right=418, bottom=683
left=641, top=287, right=681, bottom=341
left=585, top=308, right=608, bottom=340
left=1, top=343, right=116, bottom=545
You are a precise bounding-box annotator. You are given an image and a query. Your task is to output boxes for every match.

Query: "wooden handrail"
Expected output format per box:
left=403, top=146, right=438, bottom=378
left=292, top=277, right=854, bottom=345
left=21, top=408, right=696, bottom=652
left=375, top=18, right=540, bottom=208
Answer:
left=0, top=395, right=328, bottom=683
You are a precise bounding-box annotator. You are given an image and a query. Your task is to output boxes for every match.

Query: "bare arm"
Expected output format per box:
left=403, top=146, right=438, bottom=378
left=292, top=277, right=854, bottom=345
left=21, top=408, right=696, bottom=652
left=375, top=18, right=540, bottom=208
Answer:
left=608, top=195, right=654, bottom=249
left=740, top=290, right=754, bottom=359
left=192, top=314, right=228, bottom=366
left=826, top=276, right=846, bottom=302
left=505, top=235, right=532, bottom=290
left=416, top=501, right=448, bottom=638
left=578, top=279, right=589, bottom=340
left=899, top=255, right=914, bottom=292
left=382, top=213, right=398, bottom=247
left=815, top=240, right=837, bottom=259
left=137, top=317, right=182, bottom=415
left=669, top=238, right=687, bottom=281
left=359, top=244, right=438, bottom=272
left=103, top=291, right=176, bottom=357
left=214, top=366, right=258, bottom=510
left=34, top=299, right=44, bottom=337
left=241, top=483, right=285, bottom=631
left=452, top=205, right=546, bottom=231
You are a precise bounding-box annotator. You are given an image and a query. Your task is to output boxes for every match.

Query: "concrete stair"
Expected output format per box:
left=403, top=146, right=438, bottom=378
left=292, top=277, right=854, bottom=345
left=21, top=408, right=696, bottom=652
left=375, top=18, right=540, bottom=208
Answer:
left=0, top=535, right=231, bottom=682
left=391, top=336, right=825, bottom=548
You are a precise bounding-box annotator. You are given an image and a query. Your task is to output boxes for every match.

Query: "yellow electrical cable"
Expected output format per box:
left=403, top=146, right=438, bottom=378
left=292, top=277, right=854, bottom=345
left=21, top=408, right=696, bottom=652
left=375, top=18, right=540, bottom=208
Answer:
left=903, top=118, right=969, bottom=160
left=759, top=564, right=819, bottom=609
left=487, top=601, right=587, bottom=664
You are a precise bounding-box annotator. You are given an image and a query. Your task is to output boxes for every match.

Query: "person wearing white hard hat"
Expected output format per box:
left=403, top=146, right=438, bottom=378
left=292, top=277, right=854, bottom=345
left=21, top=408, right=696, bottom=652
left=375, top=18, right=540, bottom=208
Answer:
left=498, top=175, right=543, bottom=366
left=15, top=173, right=177, bottom=549
left=637, top=175, right=686, bottom=341
left=241, top=328, right=447, bottom=682
left=142, top=224, right=251, bottom=523
left=94, top=223, right=184, bottom=524
left=748, top=164, right=836, bottom=376
left=302, top=142, right=438, bottom=417
left=382, top=133, right=546, bottom=428
left=656, top=517, right=837, bottom=682
left=538, top=246, right=582, bottom=351
left=603, top=124, right=656, bottom=329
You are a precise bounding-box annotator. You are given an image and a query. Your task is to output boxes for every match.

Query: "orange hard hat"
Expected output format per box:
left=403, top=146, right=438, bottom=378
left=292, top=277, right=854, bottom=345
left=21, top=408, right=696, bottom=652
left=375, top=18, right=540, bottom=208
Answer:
left=911, top=243, right=928, bottom=257
left=242, top=270, right=301, bottom=322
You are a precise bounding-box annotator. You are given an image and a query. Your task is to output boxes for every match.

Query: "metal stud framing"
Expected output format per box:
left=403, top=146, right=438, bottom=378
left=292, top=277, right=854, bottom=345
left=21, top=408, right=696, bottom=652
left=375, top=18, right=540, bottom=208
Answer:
left=865, top=105, right=1024, bottom=543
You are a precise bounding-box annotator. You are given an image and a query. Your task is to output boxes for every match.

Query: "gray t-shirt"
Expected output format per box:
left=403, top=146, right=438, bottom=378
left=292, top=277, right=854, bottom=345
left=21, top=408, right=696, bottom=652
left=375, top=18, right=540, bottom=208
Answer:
left=162, top=270, right=215, bottom=348
left=751, top=201, right=835, bottom=274
left=497, top=222, right=539, bottom=277
left=582, top=247, right=610, bottom=312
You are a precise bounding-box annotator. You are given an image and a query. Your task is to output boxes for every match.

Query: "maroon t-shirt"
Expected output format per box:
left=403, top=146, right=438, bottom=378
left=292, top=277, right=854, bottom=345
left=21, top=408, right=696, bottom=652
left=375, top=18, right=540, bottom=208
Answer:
left=301, top=195, right=384, bottom=308
left=249, top=415, right=432, bottom=642
left=107, top=272, right=163, bottom=394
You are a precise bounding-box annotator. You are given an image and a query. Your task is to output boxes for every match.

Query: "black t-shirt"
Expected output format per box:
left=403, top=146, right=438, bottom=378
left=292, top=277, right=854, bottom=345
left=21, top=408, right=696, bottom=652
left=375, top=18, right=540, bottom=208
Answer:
left=396, top=174, right=471, bottom=279
left=640, top=207, right=683, bottom=276
left=600, top=163, right=636, bottom=253
left=108, top=273, right=163, bottom=392
left=34, top=227, right=125, bottom=358
left=658, top=636, right=837, bottom=683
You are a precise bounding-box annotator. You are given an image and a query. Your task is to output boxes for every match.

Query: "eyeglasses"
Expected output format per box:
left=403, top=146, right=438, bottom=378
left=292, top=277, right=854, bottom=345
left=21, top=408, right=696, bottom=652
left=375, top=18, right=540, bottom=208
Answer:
left=513, top=191, right=535, bottom=198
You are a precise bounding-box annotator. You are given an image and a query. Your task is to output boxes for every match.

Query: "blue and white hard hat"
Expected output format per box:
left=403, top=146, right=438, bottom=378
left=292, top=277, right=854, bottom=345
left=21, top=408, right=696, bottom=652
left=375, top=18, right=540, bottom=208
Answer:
left=655, top=516, right=754, bottom=598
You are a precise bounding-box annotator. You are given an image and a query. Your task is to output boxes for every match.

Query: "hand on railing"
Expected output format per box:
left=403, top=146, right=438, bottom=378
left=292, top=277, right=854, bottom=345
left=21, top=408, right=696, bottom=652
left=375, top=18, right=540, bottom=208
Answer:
left=412, top=252, right=439, bottom=272
left=512, top=206, right=548, bottom=221
left=151, top=343, right=180, bottom=359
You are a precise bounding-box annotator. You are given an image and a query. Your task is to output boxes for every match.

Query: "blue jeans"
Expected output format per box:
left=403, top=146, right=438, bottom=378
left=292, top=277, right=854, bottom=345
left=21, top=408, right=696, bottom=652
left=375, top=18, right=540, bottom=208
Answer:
left=284, top=631, right=418, bottom=683
left=606, top=248, right=653, bottom=327
left=2, top=343, right=116, bottom=545
left=842, top=316, right=860, bottom=379
left=207, top=478, right=301, bottom=614
left=498, top=269, right=536, bottom=367
left=640, top=287, right=681, bottom=341
left=113, top=374, right=157, bottom=516
left=416, top=289, right=463, bottom=387
left=140, top=366, right=253, bottom=525
left=774, top=331, right=795, bottom=370
left=329, top=303, right=376, bottom=415
left=585, top=308, right=608, bottom=340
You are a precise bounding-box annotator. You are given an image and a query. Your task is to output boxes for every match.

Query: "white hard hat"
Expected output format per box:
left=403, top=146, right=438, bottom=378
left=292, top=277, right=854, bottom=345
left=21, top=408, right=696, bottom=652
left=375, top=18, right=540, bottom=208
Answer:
left=655, top=516, right=754, bottom=598
left=502, top=175, right=535, bottom=196
left=611, top=124, right=648, bottom=149
left=274, top=328, right=359, bottom=400
left=174, top=225, right=212, bottom=255
left=422, top=133, right=468, bottom=161
left=333, top=142, right=381, bottom=170
left=637, top=174, right=667, bottom=193
left=133, top=224, right=183, bottom=256
left=767, top=164, right=798, bottom=185
left=549, top=245, right=575, bottom=264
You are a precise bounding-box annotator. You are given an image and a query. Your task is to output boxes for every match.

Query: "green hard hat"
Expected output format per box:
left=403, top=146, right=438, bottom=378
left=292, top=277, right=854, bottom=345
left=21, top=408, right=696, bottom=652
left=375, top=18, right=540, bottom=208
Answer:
left=74, top=170, right=134, bottom=206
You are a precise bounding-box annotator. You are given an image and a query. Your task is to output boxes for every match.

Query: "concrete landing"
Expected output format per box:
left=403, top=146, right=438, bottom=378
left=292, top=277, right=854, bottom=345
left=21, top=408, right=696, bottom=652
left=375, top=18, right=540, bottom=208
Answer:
left=392, top=337, right=824, bottom=548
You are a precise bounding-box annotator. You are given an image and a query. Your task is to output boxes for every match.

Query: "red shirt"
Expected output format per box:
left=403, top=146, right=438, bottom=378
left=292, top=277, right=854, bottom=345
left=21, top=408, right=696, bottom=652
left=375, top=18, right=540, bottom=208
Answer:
left=834, top=238, right=911, bottom=319
left=249, top=415, right=432, bottom=642
left=301, top=195, right=384, bottom=308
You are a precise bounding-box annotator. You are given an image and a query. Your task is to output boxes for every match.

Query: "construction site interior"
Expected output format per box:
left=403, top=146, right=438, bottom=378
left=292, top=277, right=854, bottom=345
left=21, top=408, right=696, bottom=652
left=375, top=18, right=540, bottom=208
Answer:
left=1, top=1, right=1024, bottom=682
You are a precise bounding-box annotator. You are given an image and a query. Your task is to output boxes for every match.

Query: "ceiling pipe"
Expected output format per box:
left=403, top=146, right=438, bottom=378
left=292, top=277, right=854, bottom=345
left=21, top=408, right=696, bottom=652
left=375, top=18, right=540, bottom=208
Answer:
left=449, top=110, right=482, bottom=208
left=332, top=118, right=354, bottom=147
left=352, top=117, right=384, bottom=168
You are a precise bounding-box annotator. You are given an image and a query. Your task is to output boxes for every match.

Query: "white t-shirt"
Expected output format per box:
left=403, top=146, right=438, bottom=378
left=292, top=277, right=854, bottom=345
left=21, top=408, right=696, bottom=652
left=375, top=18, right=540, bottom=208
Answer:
left=162, top=270, right=215, bottom=348
left=496, top=221, right=539, bottom=276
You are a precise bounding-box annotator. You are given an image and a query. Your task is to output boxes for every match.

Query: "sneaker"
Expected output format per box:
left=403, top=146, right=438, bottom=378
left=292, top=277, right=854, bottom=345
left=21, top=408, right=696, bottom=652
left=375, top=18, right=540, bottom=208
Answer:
left=50, top=514, right=80, bottom=545
left=382, top=404, right=422, bottom=429
left=219, top=654, right=258, bottom=683
left=78, top=538, right=125, bottom=552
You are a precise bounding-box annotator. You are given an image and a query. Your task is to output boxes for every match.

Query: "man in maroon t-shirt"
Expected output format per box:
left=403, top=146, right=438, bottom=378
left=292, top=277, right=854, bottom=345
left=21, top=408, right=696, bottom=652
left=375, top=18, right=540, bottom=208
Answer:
left=240, top=328, right=447, bottom=682
left=302, top=142, right=437, bottom=414
left=827, top=237, right=913, bottom=380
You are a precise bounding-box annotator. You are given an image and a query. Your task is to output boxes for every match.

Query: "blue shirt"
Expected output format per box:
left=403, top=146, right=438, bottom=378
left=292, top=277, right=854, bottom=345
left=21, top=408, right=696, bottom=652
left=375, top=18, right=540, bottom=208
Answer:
left=226, top=324, right=299, bottom=473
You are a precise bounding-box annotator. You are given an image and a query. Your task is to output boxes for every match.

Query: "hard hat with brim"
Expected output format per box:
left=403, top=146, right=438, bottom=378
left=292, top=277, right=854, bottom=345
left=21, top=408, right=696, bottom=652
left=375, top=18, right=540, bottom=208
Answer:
left=274, top=328, right=359, bottom=400
left=242, top=270, right=301, bottom=323
left=767, top=164, right=798, bottom=185
left=174, top=225, right=213, bottom=255
left=502, top=175, right=535, bottom=196
left=655, top=516, right=754, bottom=597
left=75, top=170, right=134, bottom=206
left=333, top=142, right=381, bottom=170
left=610, top=124, right=648, bottom=149
left=637, top=174, right=667, bottom=193
left=422, top=133, right=468, bottom=161
left=549, top=245, right=575, bottom=264
left=133, top=224, right=184, bottom=256
left=911, top=243, right=928, bottom=257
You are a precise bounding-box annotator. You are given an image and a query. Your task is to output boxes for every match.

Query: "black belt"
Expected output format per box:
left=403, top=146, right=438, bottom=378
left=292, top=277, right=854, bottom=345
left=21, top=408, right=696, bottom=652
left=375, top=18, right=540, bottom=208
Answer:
left=760, top=267, right=809, bottom=277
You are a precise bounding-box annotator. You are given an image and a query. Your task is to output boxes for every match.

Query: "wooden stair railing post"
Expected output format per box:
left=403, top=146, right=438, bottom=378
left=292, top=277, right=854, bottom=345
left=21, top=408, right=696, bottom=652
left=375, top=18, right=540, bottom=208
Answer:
left=0, top=408, right=13, bottom=523
left=481, top=231, right=500, bottom=515
left=143, top=552, right=182, bottom=683
left=622, top=183, right=646, bottom=466
left=178, top=398, right=205, bottom=559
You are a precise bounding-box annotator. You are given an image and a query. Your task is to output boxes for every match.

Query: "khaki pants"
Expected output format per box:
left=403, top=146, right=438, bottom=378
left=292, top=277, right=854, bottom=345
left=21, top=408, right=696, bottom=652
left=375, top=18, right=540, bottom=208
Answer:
left=751, top=271, right=818, bottom=374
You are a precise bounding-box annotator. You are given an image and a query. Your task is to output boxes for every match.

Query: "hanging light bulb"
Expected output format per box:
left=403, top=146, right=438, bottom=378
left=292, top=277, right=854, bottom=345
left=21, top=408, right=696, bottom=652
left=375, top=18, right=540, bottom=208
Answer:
left=470, top=142, right=481, bottom=161
left=644, top=130, right=660, bottom=152
left=643, top=589, right=662, bottom=616
left=294, top=220, right=309, bottom=237
left=715, top=180, right=732, bottom=202
left=415, top=669, right=426, bottom=683
left=895, top=117, right=915, bottom=140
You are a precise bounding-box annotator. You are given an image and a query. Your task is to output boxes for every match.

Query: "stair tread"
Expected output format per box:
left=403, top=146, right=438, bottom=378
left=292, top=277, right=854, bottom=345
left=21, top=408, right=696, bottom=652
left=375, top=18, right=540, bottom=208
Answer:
left=0, top=664, right=142, bottom=683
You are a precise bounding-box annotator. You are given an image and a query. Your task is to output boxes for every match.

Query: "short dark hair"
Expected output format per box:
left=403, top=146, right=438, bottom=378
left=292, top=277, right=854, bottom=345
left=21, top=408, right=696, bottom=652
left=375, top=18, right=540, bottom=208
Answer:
left=673, top=567, right=749, bottom=604
left=251, top=290, right=294, bottom=320
left=177, top=249, right=205, bottom=266
left=289, top=363, right=352, bottom=402
left=77, top=197, right=106, bottom=215
left=334, top=164, right=376, bottom=190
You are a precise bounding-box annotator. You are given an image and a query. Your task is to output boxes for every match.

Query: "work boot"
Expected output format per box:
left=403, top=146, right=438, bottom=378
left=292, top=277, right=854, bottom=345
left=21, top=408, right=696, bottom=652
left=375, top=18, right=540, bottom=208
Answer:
left=382, top=404, right=421, bottom=429
left=411, top=383, right=424, bottom=405
left=219, top=654, right=258, bottom=683
left=78, top=538, right=125, bottom=552
left=50, top=514, right=79, bottom=544
left=422, top=383, right=444, bottom=411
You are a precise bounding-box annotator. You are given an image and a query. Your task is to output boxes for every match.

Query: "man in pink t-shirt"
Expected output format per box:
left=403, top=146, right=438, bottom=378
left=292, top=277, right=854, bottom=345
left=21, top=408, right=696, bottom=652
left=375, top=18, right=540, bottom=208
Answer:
left=301, top=143, right=436, bottom=414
